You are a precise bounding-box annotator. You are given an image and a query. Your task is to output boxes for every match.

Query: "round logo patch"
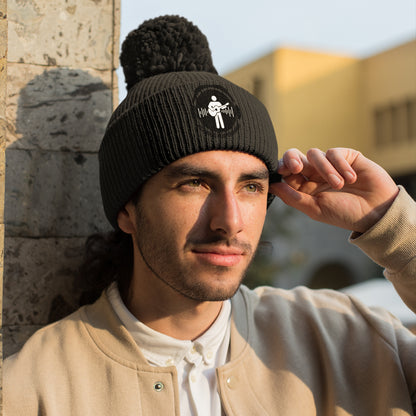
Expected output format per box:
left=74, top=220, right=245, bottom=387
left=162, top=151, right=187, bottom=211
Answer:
left=193, top=85, right=240, bottom=132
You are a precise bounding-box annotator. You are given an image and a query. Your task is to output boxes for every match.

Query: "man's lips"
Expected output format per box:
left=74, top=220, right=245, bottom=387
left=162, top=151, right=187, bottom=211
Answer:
left=191, top=246, right=246, bottom=267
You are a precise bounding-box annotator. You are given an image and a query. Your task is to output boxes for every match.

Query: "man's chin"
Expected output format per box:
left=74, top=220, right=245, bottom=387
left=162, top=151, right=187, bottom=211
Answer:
left=178, top=278, right=243, bottom=302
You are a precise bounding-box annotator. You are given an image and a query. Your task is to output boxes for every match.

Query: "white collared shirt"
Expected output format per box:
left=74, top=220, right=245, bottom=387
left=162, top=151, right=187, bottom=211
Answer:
left=107, top=282, right=231, bottom=416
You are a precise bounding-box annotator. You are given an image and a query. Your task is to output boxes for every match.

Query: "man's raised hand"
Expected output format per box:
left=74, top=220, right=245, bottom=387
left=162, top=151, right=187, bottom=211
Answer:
left=269, top=148, right=399, bottom=233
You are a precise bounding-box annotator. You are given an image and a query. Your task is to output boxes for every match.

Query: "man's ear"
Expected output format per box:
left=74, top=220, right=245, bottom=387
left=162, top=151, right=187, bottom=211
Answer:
left=117, top=202, right=136, bottom=235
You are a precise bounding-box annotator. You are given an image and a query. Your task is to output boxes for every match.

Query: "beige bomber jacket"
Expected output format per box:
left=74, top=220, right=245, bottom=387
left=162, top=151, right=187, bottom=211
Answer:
left=4, top=187, right=416, bottom=415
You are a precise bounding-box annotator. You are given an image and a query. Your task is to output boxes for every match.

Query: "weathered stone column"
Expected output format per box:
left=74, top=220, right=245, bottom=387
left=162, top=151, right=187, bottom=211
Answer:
left=3, top=0, right=120, bottom=357
left=0, top=0, right=7, bottom=409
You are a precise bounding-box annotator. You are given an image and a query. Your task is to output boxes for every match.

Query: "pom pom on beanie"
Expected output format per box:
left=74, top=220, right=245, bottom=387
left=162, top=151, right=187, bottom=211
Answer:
left=120, top=15, right=218, bottom=90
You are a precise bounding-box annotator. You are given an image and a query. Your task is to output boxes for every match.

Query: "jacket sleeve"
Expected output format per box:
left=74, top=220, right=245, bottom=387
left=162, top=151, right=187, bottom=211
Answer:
left=350, top=186, right=416, bottom=314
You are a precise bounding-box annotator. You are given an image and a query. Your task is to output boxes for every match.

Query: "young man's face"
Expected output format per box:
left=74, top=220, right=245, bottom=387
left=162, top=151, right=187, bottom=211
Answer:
left=122, top=150, right=270, bottom=302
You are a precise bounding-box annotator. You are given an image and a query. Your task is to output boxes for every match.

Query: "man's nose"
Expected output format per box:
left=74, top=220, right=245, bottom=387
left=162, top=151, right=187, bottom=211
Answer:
left=209, top=190, right=244, bottom=237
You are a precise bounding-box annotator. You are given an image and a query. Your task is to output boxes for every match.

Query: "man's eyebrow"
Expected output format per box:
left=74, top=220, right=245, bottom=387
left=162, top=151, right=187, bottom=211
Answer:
left=238, top=169, right=269, bottom=181
left=164, top=164, right=217, bottom=179
left=164, top=163, right=269, bottom=181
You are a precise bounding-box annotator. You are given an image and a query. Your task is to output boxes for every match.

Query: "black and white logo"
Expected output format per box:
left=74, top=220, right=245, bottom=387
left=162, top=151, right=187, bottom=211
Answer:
left=194, top=85, right=239, bottom=132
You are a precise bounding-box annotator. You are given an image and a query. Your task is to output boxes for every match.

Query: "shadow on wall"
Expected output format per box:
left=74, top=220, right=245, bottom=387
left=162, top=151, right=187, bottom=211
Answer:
left=6, top=68, right=110, bottom=235
left=3, top=68, right=112, bottom=357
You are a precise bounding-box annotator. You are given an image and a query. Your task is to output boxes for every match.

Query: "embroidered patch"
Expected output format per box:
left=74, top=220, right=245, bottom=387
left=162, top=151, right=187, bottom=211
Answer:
left=194, top=85, right=239, bottom=132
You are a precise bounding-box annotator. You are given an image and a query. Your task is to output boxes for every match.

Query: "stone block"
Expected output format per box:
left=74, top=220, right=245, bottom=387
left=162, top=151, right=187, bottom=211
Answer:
left=0, top=223, right=4, bottom=271
left=5, top=148, right=110, bottom=237
left=0, top=0, right=6, bottom=54
left=3, top=236, right=86, bottom=328
left=0, top=149, right=4, bottom=224
left=8, top=0, right=116, bottom=69
left=6, top=64, right=112, bottom=152
left=3, top=324, right=43, bottom=358
left=0, top=1, right=6, bottom=115
left=0, top=0, right=6, bottom=135
left=112, top=0, right=121, bottom=73
left=0, top=57, right=5, bottom=117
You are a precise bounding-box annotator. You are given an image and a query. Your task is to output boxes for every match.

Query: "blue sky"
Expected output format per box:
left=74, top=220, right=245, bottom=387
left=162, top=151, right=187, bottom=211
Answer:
left=118, top=0, right=415, bottom=99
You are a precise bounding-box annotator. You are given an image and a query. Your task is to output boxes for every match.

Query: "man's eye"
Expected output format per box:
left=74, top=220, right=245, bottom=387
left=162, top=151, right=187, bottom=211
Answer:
left=245, top=183, right=261, bottom=193
left=188, top=179, right=201, bottom=187
left=180, top=179, right=203, bottom=189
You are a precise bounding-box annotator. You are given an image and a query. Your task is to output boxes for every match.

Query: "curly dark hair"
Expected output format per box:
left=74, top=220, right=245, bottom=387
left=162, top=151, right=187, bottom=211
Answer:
left=77, top=230, right=134, bottom=305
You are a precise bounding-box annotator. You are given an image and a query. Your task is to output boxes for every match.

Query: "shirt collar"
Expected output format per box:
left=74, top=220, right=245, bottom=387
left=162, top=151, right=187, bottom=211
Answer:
left=106, top=281, right=231, bottom=367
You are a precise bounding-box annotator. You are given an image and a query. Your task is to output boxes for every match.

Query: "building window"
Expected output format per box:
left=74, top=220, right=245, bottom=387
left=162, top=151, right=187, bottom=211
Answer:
left=374, top=97, right=416, bottom=145
left=407, top=99, right=416, bottom=142
left=374, top=107, right=391, bottom=145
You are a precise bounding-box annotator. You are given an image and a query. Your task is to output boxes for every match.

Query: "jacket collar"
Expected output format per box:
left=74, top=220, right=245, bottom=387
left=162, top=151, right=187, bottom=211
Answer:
left=229, top=286, right=250, bottom=360
left=81, top=286, right=250, bottom=367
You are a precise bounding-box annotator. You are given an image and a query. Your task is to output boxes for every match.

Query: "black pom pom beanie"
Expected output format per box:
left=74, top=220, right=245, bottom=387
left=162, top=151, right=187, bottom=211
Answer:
left=99, top=17, right=278, bottom=229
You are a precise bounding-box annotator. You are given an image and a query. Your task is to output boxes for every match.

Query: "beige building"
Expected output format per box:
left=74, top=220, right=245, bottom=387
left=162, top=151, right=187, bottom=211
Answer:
left=225, top=39, right=416, bottom=180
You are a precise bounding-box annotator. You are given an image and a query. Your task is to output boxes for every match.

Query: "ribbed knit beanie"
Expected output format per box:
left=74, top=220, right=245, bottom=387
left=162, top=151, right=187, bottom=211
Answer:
left=99, top=15, right=278, bottom=228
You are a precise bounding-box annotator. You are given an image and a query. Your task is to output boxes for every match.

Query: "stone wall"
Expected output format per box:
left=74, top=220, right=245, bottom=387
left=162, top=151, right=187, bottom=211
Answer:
left=0, top=0, right=7, bottom=410
left=3, top=0, right=120, bottom=358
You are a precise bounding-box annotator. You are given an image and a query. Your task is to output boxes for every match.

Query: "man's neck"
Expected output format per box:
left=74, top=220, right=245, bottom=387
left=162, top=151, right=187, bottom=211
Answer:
left=121, top=276, right=224, bottom=341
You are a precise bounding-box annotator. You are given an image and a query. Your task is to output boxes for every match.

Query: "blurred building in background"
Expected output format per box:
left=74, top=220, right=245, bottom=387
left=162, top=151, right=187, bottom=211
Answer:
left=228, top=40, right=416, bottom=291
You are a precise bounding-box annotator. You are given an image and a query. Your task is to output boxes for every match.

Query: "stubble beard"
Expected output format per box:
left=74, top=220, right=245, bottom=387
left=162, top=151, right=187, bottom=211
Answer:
left=133, top=206, right=256, bottom=302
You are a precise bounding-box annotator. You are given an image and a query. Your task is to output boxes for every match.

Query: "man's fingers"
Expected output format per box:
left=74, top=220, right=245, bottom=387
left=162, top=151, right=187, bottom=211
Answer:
left=278, top=149, right=321, bottom=183
left=306, top=148, right=345, bottom=189
left=277, top=147, right=360, bottom=191
left=278, top=148, right=307, bottom=175
left=269, top=182, right=321, bottom=219
left=272, top=147, right=400, bottom=232
left=325, top=148, right=358, bottom=184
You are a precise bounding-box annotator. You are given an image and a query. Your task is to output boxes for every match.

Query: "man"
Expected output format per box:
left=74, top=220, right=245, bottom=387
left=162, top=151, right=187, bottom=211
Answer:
left=4, top=15, right=416, bottom=415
